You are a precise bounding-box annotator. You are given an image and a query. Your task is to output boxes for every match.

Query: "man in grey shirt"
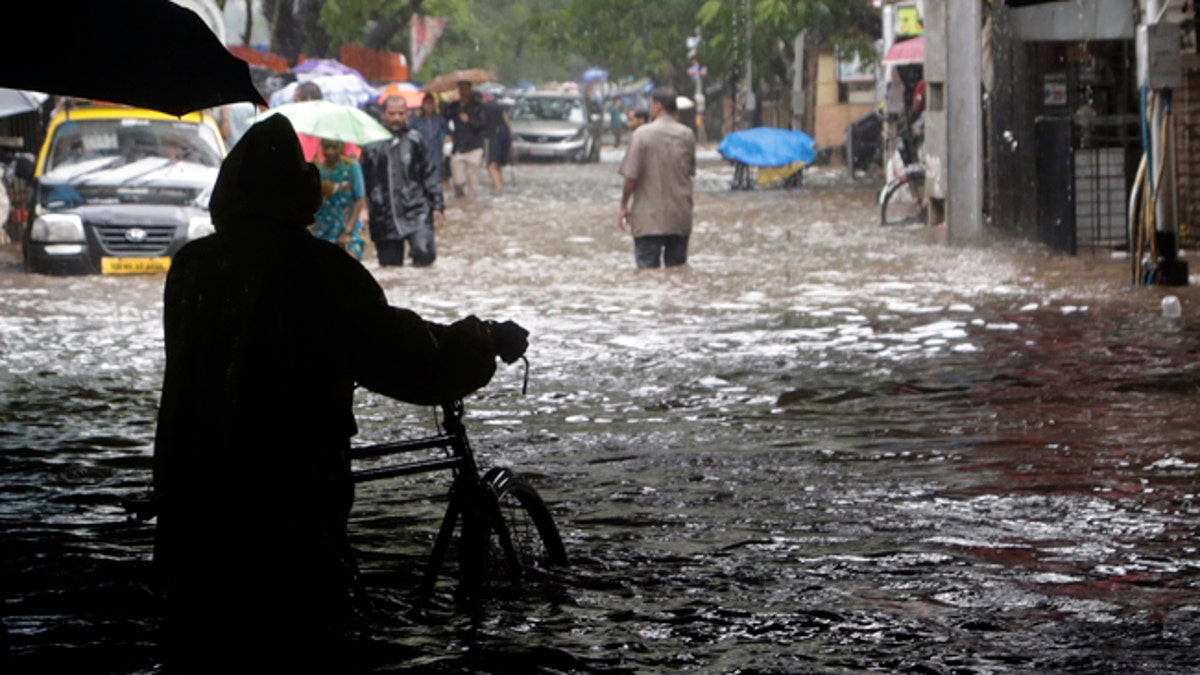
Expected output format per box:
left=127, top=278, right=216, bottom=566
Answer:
left=617, top=87, right=696, bottom=268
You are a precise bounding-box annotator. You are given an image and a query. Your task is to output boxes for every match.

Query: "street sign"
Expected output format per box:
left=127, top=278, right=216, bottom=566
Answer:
left=897, top=6, right=924, bottom=36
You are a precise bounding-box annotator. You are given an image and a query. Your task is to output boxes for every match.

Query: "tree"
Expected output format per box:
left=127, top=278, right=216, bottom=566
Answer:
left=262, top=0, right=333, bottom=62
left=555, top=0, right=707, bottom=86
left=697, top=0, right=878, bottom=125
left=257, top=0, right=873, bottom=92
left=412, top=0, right=575, bottom=81
left=317, top=0, right=573, bottom=82
left=210, top=0, right=256, bottom=46
left=319, top=0, right=426, bottom=52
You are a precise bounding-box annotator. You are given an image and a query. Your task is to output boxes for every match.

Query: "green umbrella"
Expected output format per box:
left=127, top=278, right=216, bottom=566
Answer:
left=252, top=100, right=393, bottom=145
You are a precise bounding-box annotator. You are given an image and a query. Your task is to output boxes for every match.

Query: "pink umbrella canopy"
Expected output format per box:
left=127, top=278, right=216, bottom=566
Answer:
left=883, top=36, right=924, bottom=66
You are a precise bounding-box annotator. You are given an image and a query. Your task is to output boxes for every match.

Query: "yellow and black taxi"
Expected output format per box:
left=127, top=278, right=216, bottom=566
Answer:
left=19, top=103, right=227, bottom=275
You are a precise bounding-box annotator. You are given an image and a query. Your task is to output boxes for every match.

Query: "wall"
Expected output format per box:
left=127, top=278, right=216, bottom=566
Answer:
left=812, top=51, right=877, bottom=152
left=1009, top=0, right=1136, bottom=42
left=815, top=104, right=877, bottom=149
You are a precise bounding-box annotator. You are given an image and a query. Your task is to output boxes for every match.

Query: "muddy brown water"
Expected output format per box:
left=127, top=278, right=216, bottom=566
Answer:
left=3, top=148, right=1200, bottom=673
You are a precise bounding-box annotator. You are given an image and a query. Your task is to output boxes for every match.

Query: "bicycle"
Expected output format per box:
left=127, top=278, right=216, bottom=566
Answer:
left=879, top=163, right=926, bottom=226
left=125, top=397, right=568, bottom=599
left=879, top=122, right=926, bottom=226
left=350, top=398, right=568, bottom=596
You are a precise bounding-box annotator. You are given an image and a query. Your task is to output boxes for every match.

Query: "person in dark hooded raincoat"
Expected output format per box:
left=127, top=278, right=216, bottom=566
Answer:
left=151, top=115, right=527, bottom=670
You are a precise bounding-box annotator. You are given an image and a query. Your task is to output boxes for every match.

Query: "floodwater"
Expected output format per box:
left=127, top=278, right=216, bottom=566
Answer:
left=3, top=147, right=1200, bottom=673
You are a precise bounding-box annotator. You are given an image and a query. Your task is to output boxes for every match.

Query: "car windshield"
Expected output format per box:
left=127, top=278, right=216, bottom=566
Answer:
left=45, top=117, right=223, bottom=172
left=511, top=97, right=585, bottom=124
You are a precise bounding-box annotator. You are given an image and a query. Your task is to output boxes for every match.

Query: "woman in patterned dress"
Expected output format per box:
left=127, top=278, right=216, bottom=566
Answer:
left=313, top=138, right=366, bottom=260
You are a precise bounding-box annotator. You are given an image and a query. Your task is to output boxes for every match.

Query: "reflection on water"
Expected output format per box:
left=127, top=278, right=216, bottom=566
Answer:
left=3, top=148, right=1200, bottom=672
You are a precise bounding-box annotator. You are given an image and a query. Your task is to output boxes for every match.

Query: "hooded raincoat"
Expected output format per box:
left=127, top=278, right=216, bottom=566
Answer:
left=152, top=115, right=496, bottom=666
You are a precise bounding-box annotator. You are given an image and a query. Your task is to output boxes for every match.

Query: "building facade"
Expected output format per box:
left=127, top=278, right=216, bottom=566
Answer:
left=906, top=0, right=1196, bottom=270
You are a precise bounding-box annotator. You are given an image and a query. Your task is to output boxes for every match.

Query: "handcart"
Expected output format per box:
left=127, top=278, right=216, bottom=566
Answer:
left=717, top=126, right=817, bottom=190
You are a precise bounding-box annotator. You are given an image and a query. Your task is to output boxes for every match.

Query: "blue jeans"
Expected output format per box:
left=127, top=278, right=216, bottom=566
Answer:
left=634, top=235, right=689, bottom=269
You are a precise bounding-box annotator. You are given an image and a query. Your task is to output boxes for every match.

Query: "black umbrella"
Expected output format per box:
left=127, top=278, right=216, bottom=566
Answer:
left=1, top=0, right=266, bottom=116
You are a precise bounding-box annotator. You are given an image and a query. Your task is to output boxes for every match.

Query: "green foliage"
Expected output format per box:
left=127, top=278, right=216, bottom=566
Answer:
left=262, top=0, right=332, bottom=61
left=312, top=0, right=711, bottom=86
left=319, top=0, right=416, bottom=50
left=697, top=0, right=879, bottom=91
left=417, top=0, right=580, bottom=81
left=280, top=0, right=876, bottom=90
left=554, top=0, right=707, bottom=86
left=316, top=0, right=577, bottom=83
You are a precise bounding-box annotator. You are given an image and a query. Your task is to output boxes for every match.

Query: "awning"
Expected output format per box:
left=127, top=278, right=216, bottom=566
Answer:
left=883, top=36, right=924, bottom=66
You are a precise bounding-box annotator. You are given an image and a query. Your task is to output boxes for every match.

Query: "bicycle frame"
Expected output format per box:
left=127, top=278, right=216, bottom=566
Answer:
left=348, top=400, right=476, bottom=485
left=127, top=397, right=564, bottom=598
left=348, top=399, right=564, bottom=597
left=349, top=400, right=488, bottom=594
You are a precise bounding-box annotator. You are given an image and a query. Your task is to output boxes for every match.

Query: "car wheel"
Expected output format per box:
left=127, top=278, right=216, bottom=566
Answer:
left=21, top=237, right=42, bottom=274
left=575, top=135, right=594, bottom=163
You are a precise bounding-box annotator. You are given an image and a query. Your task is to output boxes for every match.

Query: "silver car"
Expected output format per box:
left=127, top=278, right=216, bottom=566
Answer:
left=509, top=92, right=602, bottom=163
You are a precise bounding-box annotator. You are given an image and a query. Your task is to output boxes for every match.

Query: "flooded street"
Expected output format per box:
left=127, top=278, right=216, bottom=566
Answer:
left=4, top=147, right=1200, bottom=673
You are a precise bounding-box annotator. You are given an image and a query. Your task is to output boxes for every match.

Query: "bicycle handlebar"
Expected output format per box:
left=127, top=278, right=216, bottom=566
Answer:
left=123, top=359, right=531, bottom=521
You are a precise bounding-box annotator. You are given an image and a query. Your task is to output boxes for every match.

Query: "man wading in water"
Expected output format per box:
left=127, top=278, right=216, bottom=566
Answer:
left=151, top=115, right=527, bottom=671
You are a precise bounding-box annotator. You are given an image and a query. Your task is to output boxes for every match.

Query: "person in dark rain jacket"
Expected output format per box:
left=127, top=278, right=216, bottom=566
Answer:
left=151, top=114, right=526, bottom=670
left=442, top=80, right=488, bottom=198
left=360, top=95, right=445, bottom=267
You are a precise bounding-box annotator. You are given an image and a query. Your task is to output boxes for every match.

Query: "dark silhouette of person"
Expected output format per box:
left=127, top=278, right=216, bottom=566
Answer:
left=151, top=114, right=527, bottom=671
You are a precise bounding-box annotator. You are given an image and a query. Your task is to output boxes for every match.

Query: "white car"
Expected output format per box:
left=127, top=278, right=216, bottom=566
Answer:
left=509, top=92, right=603, bottom=163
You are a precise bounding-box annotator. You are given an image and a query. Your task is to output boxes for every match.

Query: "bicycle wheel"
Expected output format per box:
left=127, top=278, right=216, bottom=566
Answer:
left=465, top=467, right=567, bottom=585
left=880, top=169, right=926, bottom=226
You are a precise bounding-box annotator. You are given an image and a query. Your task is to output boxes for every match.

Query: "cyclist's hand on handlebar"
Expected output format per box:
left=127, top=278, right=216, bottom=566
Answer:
left=487, top=320, right=529, bottom=364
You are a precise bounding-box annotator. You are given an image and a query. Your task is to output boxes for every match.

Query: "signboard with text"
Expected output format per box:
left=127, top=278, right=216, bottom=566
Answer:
left=897, top=6, right=924, bottom=37
left=1043, top=73, right=1068, bottom=106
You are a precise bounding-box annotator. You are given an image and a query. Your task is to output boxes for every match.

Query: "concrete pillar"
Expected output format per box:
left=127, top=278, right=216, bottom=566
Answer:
left=946, top=0, right=984, bottom=245
left=793, top=31, right=809, bottom=133
left=882, top=4, right=897, bottom=54
left=923, top=0, right=947, bottom=210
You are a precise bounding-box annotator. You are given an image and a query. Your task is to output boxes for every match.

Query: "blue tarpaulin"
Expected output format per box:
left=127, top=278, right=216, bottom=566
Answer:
left=717, top=127, right=817, bottom=167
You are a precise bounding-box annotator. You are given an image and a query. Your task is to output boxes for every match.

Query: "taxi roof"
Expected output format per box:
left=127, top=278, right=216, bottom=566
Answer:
left=49, top=103, right=211, bottom=124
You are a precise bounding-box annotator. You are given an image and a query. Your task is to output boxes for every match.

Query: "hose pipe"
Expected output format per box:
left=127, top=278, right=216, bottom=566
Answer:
left=1129, top=153, right=1147, bottom=285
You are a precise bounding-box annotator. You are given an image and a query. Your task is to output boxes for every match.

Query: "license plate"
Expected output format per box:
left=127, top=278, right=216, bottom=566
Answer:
left=528, top=146, right=558, bottom=156
left=101, top=256, right=171, bottom=275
